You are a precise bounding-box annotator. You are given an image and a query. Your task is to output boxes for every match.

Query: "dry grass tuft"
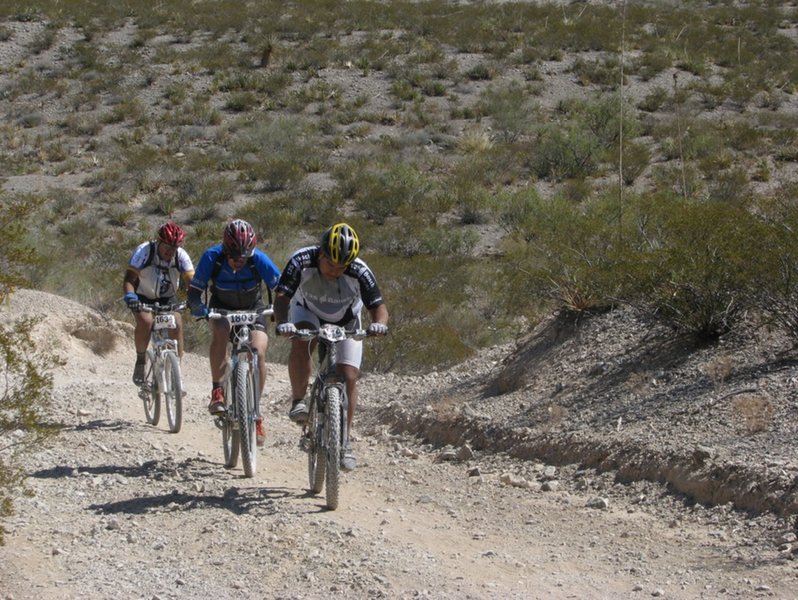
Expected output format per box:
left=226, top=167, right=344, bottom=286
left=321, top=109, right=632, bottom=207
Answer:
left=705, top=354, right=733, bottom=389
left=731, top=393, right=774, bottom=434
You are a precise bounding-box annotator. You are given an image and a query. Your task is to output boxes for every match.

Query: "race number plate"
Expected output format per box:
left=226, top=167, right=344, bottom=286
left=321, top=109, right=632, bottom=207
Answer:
left=154, top=314, right=177, bottom=330
left=228, top=313, right=258, bottom=325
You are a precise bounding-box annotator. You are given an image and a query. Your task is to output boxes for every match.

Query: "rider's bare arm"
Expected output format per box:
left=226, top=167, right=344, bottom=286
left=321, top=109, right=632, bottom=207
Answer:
left=273, top=291, right=292, bottom=325
left=369, top=303, right=389, bottom=327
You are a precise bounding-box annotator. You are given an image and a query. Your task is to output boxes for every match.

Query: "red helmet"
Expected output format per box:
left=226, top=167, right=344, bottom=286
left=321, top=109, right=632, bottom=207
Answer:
left=158, top=221, right=186, bottom=246
left=223, top=219, right=257, bottom=258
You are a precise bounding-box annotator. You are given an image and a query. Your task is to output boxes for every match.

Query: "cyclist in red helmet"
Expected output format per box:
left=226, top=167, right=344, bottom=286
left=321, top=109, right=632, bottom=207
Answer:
left=274, top=222, right=389, bottom=472
left=123, top=221, right=195, bottom=386
left=187, top=219, right=281, bottom=448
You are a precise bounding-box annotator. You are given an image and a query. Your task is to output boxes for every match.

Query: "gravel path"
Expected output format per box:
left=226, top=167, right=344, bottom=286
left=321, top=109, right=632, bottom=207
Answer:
left=1, top=289, right=797, bottom=600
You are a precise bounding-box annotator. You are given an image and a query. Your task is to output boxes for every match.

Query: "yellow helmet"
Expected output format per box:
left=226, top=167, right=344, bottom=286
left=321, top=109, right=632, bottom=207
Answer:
left=321, top=222, right=359, bottom=265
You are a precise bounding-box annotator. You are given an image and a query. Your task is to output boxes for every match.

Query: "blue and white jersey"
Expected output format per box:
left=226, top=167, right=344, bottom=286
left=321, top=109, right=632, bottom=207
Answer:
left=189, top=244, right=280, bottom=310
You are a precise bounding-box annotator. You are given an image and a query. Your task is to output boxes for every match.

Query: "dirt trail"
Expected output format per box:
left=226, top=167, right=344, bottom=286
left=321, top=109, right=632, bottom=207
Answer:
left=0, top=290, right=796, bottom=599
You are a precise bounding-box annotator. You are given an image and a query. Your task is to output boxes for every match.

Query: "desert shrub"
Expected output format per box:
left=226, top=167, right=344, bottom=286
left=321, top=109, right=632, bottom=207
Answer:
left=751, top=191, right=798, bottom=342
left=0, top=196, right=56, bottom=545
left=571, top=56, right=623, bottom=88
left=530, top=121, right=600, bottom=181
left=465, top=63, right=495, bottom=81
left=704, top=167, right=750, bottom=206
left=225, top=91, right=258, bottom=112
left=621, top=140, right=651, bottom=185
left=368, top=222, right=477, bottom=258
left=625, top=195, right=766, bottom=338
left=352, top=163, right=437, bottom=226
left=497, top=193, right=623, bottom=313
left=228, top=115, right=325, bottom=191
left=496, top=189, right=767, bottom=338
left=173, top=173, right=236, bottom=210
left=362, top=254, right=477, bottom=372
left=477, top=81, right=538, bottom=143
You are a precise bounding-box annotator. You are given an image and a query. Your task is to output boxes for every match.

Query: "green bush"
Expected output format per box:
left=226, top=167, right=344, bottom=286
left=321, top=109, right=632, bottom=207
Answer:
left=0, top=196, right=56, bottom=545
left=477, top=81, right=538, bottom=142
left=752, top=192, right=798, bottom=341
left=623, top=195, right=766, bottom=338
left=531, top=122, right=600, bottom=181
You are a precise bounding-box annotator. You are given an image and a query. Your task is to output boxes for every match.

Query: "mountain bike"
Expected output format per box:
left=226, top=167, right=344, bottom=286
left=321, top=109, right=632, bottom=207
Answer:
left=296, top=324, right=370, bottom=510
left=138, top=302, right=186, bottom=433
left=208, top=306, right=273, bottom=478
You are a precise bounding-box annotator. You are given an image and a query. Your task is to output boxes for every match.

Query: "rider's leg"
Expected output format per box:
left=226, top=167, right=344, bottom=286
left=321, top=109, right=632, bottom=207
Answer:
left=338, top=364, right=360, bottom=433
left=250, top=330, right=269, bottom=398
left=206, top=319, right=230, bottom=414
left=133, top=311, right=153, bottom=354
left=287, top=335, right=315, bottom=422
left=172, top=312, right=185, bottom=359
left=288, top=337, right=313, bottom=400
left=132, top=311, right=153, bottom=384
left=209, top=319, right=229, bottom=383
left=250, top=329, right=269, bottom=445
left=337, top=336, right=364, bottom=434
left=336, top=338, right=363, bottom=471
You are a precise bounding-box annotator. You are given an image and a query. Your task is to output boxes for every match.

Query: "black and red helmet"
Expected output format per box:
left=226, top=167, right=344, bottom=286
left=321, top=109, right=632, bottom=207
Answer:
left=158, top=221, right=186, bottom=246
left=223, top=219, right=257, bottom=258
left=321, top=222, right=359, bottom=265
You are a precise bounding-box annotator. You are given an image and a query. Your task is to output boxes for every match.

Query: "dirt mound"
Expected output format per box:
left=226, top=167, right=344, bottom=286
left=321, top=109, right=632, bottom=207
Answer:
left=361, top=305, right=798, bottom=518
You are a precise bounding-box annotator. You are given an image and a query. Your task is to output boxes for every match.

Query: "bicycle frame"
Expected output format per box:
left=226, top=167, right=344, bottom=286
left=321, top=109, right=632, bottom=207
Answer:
left=208, top=307, right=273, bottom=477
left=139, top=302, right=186, bottom=433
left=298, top=324, right=368, bottom=510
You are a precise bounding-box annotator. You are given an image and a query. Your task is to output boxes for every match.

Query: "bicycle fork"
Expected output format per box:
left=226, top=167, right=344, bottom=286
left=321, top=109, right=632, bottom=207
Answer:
left=308, top=382, right=349, bottom=456
left=215, top=351, right=261, bottom=431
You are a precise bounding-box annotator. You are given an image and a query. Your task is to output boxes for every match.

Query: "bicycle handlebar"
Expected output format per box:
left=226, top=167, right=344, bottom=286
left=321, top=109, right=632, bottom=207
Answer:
left=292, top=327, right=370, bottom=342
left=207, top=306, right=275, bottom=320
left=138, top=301, right=187, bottom=314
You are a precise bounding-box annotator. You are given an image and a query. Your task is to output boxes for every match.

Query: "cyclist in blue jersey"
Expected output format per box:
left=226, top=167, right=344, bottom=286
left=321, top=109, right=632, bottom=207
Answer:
left=187, top=219, right=280, bottom=447
left=123, top=221, right=194, bottom=386
left=274, top=222, right=389, bottom=471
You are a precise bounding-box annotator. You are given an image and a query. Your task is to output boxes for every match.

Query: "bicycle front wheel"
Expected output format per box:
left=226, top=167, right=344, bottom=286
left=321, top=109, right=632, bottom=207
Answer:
left=324, top=386, right=342, bottom=510
left=164, top=352, right=183, bottom=433
left=236, top=359, right=257, bottom=477
left=307, top=392, right=325, bottom=494
left=222, top=374, right=239, bottom=469
left=143, top=349, right=161, bottom=426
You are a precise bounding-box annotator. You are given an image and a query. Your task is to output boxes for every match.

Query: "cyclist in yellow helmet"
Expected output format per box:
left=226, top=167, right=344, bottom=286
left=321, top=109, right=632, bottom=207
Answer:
left=273, top=222, right=389, bottom=472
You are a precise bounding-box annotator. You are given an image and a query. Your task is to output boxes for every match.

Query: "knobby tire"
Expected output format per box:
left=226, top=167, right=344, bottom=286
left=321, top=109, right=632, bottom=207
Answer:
left=325, top=386, right=342, bottom=510
left=237, top=358, right=257, bottom=478
left=307, top=392, right=325, bottom=494
left=143, top=349, right=161, bottom=426
left=222, top=371, right=239, bottom=469
left=164, top=352, right=183, bottom=433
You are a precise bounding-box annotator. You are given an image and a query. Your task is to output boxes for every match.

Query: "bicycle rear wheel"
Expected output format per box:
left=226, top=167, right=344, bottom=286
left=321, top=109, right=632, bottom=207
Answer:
left=222, top=375, right=239, bottom=468
left=142, top=349, right=161, bottom=426
left=324, top=386, right=342, bottom=510
left=307, top=392, right=325, bottom=494
left=236, top=359, right=257, bottom=477
left=164, top=352, right=183, bottom=433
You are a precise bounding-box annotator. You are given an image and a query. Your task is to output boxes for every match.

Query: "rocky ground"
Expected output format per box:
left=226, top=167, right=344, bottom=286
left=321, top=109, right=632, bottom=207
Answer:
left=1, top=289, right=797, bottom=600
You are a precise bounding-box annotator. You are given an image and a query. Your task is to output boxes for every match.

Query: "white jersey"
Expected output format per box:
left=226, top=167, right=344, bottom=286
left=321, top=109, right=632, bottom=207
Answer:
left=128, top=241, right=194, bottom=300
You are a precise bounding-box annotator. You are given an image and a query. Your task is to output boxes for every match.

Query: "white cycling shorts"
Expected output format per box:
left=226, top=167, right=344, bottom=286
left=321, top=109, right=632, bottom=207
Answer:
left=289, top=301, right=363, bottom=369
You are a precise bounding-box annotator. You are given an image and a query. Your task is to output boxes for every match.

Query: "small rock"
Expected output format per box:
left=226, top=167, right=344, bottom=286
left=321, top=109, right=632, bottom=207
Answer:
left=586, top=497, right=610, bottom=510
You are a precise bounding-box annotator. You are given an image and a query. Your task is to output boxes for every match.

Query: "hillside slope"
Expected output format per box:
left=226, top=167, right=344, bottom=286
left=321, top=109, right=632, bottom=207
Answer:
left=366, top=307, right=798, bottom=517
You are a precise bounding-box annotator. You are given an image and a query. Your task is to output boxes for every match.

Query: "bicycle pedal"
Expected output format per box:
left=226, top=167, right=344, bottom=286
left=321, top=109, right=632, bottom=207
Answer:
left=213, top=416, right=225, bottom=430
left=299, top=435, right=311, bottom=452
